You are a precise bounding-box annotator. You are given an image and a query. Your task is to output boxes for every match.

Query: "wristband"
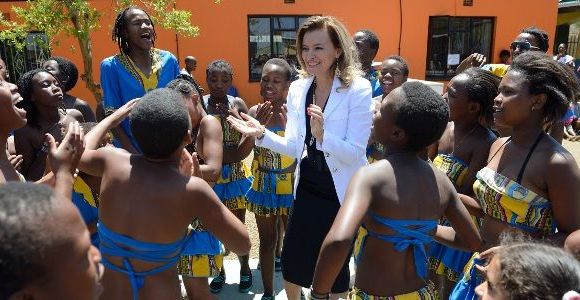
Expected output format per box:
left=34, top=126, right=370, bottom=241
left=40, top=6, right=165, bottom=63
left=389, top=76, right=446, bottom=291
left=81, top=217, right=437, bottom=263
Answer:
left=308, top=288, right=329, bottom=300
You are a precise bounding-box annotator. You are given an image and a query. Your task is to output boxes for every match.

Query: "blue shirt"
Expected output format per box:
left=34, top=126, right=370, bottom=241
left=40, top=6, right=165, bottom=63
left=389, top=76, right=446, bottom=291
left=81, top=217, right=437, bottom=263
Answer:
left=366, top=69, right=383, bottom=98
left=100, top=49, right=180, bottom=150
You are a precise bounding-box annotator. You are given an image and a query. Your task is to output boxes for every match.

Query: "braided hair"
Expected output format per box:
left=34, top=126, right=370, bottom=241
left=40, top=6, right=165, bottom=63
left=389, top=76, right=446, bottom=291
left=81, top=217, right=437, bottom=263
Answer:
left=16, top=69, right=65, bottom=129
left=45, top=56, right=78, bottom=92
left=462, top=67, right=500, bottom=127
left=112, top=7, right=156, bottom=54
left=510, top=51, right=580, bottom=125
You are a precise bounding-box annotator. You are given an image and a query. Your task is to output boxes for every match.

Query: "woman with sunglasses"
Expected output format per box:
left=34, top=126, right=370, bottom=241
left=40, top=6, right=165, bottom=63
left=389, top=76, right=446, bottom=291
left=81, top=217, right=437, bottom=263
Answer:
left=457, top=26, right=549, bottom=78
left=449, top=51, right=580, bottom=300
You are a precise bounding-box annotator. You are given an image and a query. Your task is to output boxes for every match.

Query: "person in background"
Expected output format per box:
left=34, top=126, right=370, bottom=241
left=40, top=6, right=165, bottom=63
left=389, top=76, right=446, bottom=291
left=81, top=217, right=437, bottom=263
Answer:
left=353, top=29, right=383, bottom=97
left=498, top=49, right=510, bottom=65
left=0, top=57, right=10, bottom=82
left=555, top=43, right=576, bottom=70
left=180, top=55, right=204, bottom=95
left=100, top=6, right=180, bottom=153
left=43, top=56, right=96, bottom=122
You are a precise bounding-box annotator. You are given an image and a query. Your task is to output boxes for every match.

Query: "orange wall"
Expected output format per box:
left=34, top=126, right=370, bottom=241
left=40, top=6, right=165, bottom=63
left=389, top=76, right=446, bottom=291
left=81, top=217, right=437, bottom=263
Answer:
left=0, top=0, right=557, bottom=108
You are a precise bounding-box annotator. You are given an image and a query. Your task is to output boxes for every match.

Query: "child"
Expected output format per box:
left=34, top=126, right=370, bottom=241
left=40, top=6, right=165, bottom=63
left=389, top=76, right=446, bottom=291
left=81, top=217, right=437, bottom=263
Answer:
left=310, top=82, right=482, bottom=299
left=475, top=240, right=580, bottom=300
left=367, top=55, right=409, bottom=163
left=100, top=6, right=180, bottom=153
left=167, top=78, right=225, bottom=300
left=246, top=58, right=295, bottom=300
left=203, top=60, right=254, bottom=293
left=14, top=69, right=84, bottom=181
left=0, top=122, right=102, bottom=300
left=77, top=88, right=250, bottom=299
left=43, top=56, right=97, bottom=122
left=450, top=51, right=580, bottom=300
left=0, top=79, right=27, bottom=182
left=426, top=67, right=499, bottom=298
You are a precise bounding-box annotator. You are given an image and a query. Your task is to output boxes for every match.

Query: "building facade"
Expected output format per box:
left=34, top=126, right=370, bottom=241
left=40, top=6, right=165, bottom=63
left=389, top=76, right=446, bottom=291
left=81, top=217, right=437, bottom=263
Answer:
left=0, top=0, right=558, bottom=107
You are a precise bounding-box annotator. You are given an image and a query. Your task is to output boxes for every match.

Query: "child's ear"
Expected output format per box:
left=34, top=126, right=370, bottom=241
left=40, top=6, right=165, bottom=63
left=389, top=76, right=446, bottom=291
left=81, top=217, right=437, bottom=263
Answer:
left=391, top=126, right=406, bottom=143
left=531, top=93, right=547, bottom=112
left=468, top=102, right=481, bottom=114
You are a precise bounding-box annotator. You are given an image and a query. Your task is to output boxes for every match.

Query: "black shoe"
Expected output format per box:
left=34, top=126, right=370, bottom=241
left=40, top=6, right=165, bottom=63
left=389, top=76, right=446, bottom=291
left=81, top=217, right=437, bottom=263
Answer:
left=209, top=272, right=225, bottom=293
left=261, top=294, right=275, bottom=300
left=274, top=256, right=282, bottom=272
left=239, top=272, right=253, bottom=293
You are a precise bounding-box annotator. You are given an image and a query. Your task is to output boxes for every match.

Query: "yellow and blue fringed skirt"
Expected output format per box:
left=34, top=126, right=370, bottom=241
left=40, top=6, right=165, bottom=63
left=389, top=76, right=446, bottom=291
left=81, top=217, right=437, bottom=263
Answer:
left=246, top=167, right=293, bottom=216
left=213, top=161, right=252, bottom=210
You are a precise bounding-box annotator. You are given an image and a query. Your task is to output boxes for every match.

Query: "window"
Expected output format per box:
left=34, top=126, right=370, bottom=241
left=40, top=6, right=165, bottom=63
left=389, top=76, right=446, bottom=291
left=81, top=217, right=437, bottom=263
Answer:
left=248, top=15, right=311, bottom=82
left=426, top=16, right=494, bottom=80
left=0, top=32, right=50, bottom=83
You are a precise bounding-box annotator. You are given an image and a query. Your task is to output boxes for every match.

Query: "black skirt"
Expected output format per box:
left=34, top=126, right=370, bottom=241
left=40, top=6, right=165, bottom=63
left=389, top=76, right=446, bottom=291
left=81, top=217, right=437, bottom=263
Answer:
left=280, top=157, right=351, bottom=293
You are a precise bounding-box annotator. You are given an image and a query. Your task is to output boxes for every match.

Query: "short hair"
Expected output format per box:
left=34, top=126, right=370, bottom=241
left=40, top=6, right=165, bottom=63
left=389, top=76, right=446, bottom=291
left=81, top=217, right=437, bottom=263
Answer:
left=296, top=16, right=362, bottom=89
left=498, top=241, right=580, bottom=300
left=184, top=56, right=196, bottom=63
left=356, top=29, right=380, bottom=50
left=16, top=69, right=63, bottom=129
left=0, top=183, right=55, bottom=298
left=112, top=7, right=156, bottom=54
left=394, top=81, right=449, bottom=151
left=386, top=55, right=409, bottom=77
left=499, top=49, right=510, bottom=57
left=46, top=56, right=78, bottom=92
left=206, top=59, right=233, bottom=77
left=509, top=51, right=580, bottom=125
left=130, top=88, right=190, bottom=159
left=521, top=26, right=549, bottom=53
left=167, top=78, right=199, bottom=99
left=461, top=67, right=500, bottom=127
left=263, top=58, right=293, bottom=81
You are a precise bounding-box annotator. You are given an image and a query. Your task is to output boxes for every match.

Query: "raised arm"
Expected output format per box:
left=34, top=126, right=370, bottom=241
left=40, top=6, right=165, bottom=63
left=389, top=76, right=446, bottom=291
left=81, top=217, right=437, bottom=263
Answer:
left=197, top=116, right=223, bottom=183
left=320, top=79, right=373, bottom=164
left=311, top=167, right=372, bottom=296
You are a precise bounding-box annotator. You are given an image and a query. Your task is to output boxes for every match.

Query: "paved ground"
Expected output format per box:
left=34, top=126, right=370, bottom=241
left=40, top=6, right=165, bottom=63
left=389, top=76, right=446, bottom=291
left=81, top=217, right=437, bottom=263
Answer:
left=205, top=140, right=580, bottom=299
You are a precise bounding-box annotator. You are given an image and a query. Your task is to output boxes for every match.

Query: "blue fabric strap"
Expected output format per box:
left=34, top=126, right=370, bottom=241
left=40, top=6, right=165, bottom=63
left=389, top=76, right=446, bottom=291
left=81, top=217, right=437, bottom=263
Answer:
left=366, top=213, right=437, bottom=279
left=98, top=223, right=189, bottom=300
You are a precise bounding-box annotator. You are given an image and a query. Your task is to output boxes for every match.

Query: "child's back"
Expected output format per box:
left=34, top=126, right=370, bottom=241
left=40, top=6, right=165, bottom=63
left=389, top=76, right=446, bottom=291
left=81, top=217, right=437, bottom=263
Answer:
left=79, top=89, right=250, bottom=300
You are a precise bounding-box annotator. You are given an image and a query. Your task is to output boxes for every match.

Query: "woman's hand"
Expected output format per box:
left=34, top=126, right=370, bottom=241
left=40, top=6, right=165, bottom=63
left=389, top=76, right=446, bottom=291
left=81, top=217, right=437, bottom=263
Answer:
left=227, top=112, right=265, bottom=138
left=8, top=154, right=23, bottom=172
left=456, top=53, right=487, bottom=74
left=308, top=104, right=324, bottom=143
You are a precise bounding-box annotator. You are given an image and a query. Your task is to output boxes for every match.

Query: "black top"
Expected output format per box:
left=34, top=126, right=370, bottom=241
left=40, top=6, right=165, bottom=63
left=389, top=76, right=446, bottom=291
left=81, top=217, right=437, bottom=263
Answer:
left=299, top=81, right=336, bottom=196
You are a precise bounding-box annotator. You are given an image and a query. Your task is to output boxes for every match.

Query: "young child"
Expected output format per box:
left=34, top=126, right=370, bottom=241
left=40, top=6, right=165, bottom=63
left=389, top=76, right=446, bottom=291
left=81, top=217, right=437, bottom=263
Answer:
left=43, top=56, right=96, bottom=122
left=246, top=58, right=295, bottom=300
left=203, top=60, right=254, bottom=293
left=426, top=67, right=499, bottom=298
left=167, top=78, right=225, bottom=300
left=77, top=88, right=250, bottom=300
left=367, top=55, right=409, bottom=163
left=14, top=69, right=84, bottom=181
left=310, top=82, right=482, bottom=299
left=0, top=79, right=27, bottom=183
left=475, top=240, right=580, bottom=300
left=0, top=122, right=102, bottom=300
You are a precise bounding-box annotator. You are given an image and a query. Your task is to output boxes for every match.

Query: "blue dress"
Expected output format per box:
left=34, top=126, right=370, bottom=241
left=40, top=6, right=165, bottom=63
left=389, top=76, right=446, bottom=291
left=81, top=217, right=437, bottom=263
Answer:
left=100, top=49, right=180, bottom=150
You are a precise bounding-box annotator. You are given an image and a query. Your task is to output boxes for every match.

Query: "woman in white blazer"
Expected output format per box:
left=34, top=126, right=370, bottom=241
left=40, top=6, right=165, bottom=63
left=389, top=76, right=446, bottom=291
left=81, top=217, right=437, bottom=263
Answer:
left=229, top=16, right=372, bottom=299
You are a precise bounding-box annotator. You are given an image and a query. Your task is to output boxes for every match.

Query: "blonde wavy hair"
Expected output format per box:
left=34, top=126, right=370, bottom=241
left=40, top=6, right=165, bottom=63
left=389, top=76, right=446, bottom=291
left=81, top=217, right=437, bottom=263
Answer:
left=296, top=16, right=362, bottom=89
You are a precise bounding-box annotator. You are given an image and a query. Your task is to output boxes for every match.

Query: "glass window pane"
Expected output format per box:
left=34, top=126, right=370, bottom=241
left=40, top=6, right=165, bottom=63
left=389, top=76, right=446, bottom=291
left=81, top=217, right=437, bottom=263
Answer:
left=249, top=17, right=272, bottom=81
left=426, top=17, right=448, bottom=78
left=273, top=17, right=295, bottom=30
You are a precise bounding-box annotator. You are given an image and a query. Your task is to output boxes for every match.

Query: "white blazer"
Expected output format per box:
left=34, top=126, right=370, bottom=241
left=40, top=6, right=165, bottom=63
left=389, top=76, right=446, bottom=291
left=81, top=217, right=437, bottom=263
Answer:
left=256, top=75, right=373, bottom=204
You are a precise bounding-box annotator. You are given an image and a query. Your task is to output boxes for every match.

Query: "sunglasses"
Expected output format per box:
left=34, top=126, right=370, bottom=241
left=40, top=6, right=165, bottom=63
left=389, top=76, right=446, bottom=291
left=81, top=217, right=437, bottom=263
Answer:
left=510, top=41, right=541, bottom=52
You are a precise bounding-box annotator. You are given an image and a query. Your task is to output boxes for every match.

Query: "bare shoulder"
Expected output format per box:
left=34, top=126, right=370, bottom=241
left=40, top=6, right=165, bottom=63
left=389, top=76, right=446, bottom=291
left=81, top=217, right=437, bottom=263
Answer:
left=364, top=160, right=395, bottom=187
left=200, top=115, right=222, bottom=133
left=545, top=141, right=578, bottom=174
left=73, top=97, right=91, bottom=107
